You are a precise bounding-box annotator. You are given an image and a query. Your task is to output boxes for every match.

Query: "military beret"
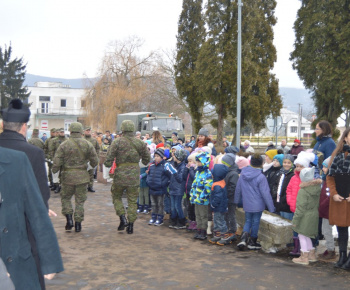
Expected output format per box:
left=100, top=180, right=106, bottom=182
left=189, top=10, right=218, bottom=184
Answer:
left=1, top=99, right=31, bottom=123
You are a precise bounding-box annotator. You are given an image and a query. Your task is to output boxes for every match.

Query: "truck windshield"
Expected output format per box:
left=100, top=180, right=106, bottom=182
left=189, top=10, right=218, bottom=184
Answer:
left=152, top=118, right=182, bottom=131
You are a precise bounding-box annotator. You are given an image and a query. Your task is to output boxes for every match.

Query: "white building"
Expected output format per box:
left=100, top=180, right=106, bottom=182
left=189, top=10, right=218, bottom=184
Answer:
left=259, top=108, right=313, bottom=141
left=27, top=82, right=86, bottom=132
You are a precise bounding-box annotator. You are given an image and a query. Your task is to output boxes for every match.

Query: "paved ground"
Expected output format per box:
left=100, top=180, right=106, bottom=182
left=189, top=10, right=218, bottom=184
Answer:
left=46, top=181, right=350, bottom=290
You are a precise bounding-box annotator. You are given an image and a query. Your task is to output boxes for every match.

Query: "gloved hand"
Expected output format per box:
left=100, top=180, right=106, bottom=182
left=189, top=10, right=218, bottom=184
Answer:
left=164, top=163, right=177, bottom=174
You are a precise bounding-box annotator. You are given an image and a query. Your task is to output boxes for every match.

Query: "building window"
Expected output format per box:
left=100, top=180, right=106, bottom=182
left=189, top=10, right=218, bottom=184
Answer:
left=61, top=99, right=66, bottom=107
left=301, top=127, right=305, bottom=131
left=290, top=126, right=298, bottom=133
left=39, top=96, right=50, bottom=102
left=41, top=102, right=49, bottom=114
left=81, top=100, right=86, bottom=108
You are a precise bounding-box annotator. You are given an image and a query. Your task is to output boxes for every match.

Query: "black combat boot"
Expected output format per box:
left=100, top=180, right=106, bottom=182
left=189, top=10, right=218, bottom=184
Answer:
left=65, top=214, right=73, bottom=230
left=75, top=222, right=82, bottom=232
left=118, top=215, right=128, bottom=231
left=87, top=186, right=95, bottom=192
left=54, top=185, right=61, bottom=193
left=126, top=223, right=134, bottom=234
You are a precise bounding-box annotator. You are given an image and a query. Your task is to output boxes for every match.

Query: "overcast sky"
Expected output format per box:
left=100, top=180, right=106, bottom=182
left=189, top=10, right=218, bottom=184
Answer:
left=0, top=0, right=304, bottom=88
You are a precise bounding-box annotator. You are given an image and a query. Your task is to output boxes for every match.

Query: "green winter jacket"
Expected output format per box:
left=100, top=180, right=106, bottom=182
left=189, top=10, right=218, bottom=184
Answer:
left=292, top=179, right=322, bottom=238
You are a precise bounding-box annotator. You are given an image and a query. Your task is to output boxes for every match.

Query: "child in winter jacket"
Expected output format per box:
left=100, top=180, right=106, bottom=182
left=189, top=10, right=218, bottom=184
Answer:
left=190, top=152, right=213, bottom=240
left=318, top=157, right=336, bottom=260
left=146, top=148, right=172, bottom=226
left=183, top=153, right=197, bottom=231
left=209, top=164, right=232, bottom=245
left=235, top=154, right=275, bottom=251
left=222, top=153, right=239, bottom=238
left=292, top=167, right=322, bottom=265
left=138, top=160, right=150, bottom=214
left=168, top=149, right=188, bottom=229
left=271, top=154, right=294, bottom=218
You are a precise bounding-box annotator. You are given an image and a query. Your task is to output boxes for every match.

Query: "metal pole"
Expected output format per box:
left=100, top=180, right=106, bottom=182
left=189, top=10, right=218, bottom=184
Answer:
left=275, top=117, right=278, bottom=147
left=236, top=0, right=243, bottom=149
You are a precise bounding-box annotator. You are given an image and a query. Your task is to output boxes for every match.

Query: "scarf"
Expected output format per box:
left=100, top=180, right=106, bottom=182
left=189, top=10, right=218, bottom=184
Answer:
left=328, top=150, right=350, bottom=176
left=263, top=162, right=273, bottom=172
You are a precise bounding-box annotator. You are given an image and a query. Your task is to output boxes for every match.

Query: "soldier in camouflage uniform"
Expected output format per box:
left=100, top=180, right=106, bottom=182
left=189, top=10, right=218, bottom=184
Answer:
left=52, top=122, right=98, bottom=232
left=51, top=128, right=69, bottom=193
left=28, top=128, right=45, bottom=150
left=84, top=127, right=100, bottom=192
left=44, top=128, right=56, bottom=187
left=104, top=120, right=150, bottom=234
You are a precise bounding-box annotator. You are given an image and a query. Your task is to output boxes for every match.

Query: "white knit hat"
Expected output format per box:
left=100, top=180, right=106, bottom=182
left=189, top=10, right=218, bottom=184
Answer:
left=300, top=167, right=315, bottom=182
left=294, top=151, right=315, bottom=168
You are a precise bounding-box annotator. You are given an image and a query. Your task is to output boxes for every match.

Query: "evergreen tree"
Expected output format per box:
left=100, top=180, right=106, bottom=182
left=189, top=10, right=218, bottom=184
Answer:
left=290, top=0, right=350, bottom=130
left=195, top=0, right=281, bottom=145
left=174, top=0, right=206, bottom=134
left=0, top=44, right=30, bottom=109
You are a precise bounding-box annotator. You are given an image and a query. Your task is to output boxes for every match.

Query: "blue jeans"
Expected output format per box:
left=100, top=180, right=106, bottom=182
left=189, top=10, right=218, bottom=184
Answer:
left=243, top=211, right=263, bottom=238
left=280, top=211, right=294, bottom=220
left=164, top=193, right=171, bottom=214
left=170, top=195, right=185, bottom=219
left=213, top=212, right=227, bottom=233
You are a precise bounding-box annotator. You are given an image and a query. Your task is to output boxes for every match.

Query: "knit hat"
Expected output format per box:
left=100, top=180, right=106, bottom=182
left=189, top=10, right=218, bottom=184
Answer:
left=172, top=145, right=182, bottom=151
left=164, top=149, right=170, bottom=159
left=283, top=154, right=294, bottom=163
left=322, top=157, right=331, bottom=168
left=172, top=132, right=178, bottom=137
left=175, top=149, right=188, bottom=162
left=273, top=154, right=284, bottom=166
left=198, top=128, right=209, bottom=137
left=164, top=142, right=172, bottom=148
left=294, top=139, right=301, bottom=144
left=156, top=143, right=164, bottom=149
left=185, top=142, right=194, bottom=149
left=222, top=153, right=236, bottom=168
left=224, top=146, right=239, bottom=154
left=250, top=153, right=263, bottom=168
left=235, top=156, right=250, bottom=169
left=265, top=149, right=278, bottom=161
left=201, top=146, right=212, bottom=156
left=147, top=143, right=156, bottom=155
left=300, top=167, right=315, bottom=182
left=154, top=148, right=165, bottom=159
left=1, top=99, right=31, bottom=123
left=294, top=151, right=315, bottom=168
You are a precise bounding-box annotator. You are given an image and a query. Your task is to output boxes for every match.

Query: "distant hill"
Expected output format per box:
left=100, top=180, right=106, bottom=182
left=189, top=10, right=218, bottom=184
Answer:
left=24, top=74, right=315, bottom=114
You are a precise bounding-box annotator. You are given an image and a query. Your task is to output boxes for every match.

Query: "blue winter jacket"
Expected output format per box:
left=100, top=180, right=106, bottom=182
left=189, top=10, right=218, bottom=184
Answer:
left=146, top=160, right=171, bottom=195
left=210, top=164, right=229, bottom=213
left=140, top=166, right=148, bottom=188
left=314, top=136, right=336, bottom=160
left=169, top=161, right=186, bottom=196
left=234, top=166, right=275, bottom=213
left=190, top=152, right=213, bottom=205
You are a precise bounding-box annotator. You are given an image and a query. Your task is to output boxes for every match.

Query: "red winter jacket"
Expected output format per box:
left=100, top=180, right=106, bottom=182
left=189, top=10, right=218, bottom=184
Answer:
left=286, top=170, right=301, bottom=213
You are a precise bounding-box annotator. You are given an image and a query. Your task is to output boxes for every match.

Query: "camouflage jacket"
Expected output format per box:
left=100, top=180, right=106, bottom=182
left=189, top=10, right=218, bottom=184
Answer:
left=51, top=136, right=68, bottom=158
left=52, top=133, right=98, bottom=185
left=104, top=132, right=150, bottom=186
left=84, top=135, right=100, bottom=155
left=28, top=136, right=44, bottom=150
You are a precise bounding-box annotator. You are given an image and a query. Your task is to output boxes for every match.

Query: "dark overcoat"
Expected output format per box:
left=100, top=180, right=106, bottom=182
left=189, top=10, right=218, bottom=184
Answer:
left=0, top=147, right=63, bottom=289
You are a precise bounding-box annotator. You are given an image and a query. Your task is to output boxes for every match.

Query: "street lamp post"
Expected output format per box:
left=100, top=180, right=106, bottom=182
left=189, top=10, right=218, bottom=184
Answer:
left=236, top=0, right=243, bottom=149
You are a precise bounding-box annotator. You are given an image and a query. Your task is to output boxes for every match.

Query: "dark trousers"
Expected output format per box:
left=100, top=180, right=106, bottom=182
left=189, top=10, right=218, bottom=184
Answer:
left=151, top=195, right=164, bottom=215
left=337, top=226, right=349, bottom=252
left=225, top=203, right=237, bottom=233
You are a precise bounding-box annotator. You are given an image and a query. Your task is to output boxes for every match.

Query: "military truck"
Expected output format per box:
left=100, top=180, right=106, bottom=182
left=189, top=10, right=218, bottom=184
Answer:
left=116, top=112, right=185, bottom=140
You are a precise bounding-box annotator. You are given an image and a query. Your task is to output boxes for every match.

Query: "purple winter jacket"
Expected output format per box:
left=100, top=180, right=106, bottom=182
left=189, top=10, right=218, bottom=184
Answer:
left=234, top=166, right=275, bottom=213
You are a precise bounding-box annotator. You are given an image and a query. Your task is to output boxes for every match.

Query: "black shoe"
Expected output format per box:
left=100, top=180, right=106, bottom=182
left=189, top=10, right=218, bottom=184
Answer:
left=341, top=253, right=350, bottom=270
left=194, top=229, right=201, bottom=239
left=75, top=222, right=81, bottom=232
left=65, top=214, right=73, bottom=230
left=247, top=237, right=261, bottom=250
left=198, top=229, right=207, bottom=240
left=54, top=185, right=61, bottom=193
left=87, top=186, right=95, bottom=192
left=237, top=232, right=249, bottom=251
left=49, top=182, right=54, bottom=188
left=127, top=223, right=134, bottom=234
left=169, top=218, right=177, bottom=229
left=118, top=215, right=128, bottom=231
left=335, top=251, right=347, bottom=268
left=51, top=184, right=57, bottom=191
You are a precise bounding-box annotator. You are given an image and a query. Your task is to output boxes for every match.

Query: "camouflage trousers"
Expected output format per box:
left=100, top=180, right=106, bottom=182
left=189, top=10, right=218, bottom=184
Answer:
left=111, top=183, right=138, bottom=223
left=88, top=168, right=94, bottom=187
left=61, top=183, right=88, bottom=222
left=47, top=162, right=53, bottom=183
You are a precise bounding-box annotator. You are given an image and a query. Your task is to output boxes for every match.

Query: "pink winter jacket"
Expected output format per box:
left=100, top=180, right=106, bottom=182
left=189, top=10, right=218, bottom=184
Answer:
left=286, top=170, right=301, bottom=213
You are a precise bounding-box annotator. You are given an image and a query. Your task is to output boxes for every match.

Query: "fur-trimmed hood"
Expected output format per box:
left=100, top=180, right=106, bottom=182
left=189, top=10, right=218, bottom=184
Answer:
left=299, top=178, right=322, bottom=188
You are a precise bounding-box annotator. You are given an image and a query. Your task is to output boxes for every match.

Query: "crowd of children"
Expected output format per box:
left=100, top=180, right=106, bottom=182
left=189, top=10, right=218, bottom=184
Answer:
left=132, top=135, right=348, bottom=269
